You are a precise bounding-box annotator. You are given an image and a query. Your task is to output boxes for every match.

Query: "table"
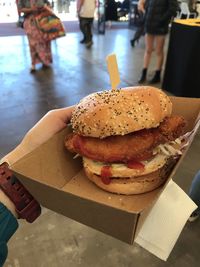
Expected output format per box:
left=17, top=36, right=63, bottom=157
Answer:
left=162, top=19, right=200, bottom=98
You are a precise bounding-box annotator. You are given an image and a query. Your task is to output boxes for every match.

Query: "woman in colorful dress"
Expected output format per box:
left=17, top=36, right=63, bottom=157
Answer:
left=17, top=0, right=53, bottom=73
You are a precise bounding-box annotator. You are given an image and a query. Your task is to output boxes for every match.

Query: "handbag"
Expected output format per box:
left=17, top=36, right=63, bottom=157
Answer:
left=35, top=8, right=66, bottom=41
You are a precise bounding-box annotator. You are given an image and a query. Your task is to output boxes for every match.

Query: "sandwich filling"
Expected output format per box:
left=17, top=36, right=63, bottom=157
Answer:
left=83, top=137, right=184, bottom=184
left=65, top=115, right=186, bottom=163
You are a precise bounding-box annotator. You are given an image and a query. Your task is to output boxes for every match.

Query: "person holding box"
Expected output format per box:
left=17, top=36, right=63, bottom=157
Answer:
left=0, top=106, right=74, bottom=265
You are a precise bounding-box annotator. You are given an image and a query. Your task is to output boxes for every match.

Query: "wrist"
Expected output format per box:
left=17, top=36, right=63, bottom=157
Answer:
left=0, top=189, right=18, bottom=218
left=0, top=202, right=19, bottom=266
left=0, top=162, right=41, bottom=223
left=0, top=162, right=18, bottom=218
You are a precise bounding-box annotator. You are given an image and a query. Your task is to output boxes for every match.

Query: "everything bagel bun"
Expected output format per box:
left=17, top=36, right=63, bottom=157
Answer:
left=71, top=86, right=172, bottom=138
left=84, top=157, right=176, bottom=195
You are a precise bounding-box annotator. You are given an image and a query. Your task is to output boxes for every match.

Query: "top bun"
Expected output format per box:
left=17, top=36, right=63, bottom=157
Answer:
left=71, top=86, right=172, bottom=138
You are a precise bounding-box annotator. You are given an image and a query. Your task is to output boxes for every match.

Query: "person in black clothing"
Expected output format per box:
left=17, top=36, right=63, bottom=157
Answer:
left=130, top=10, right=145, bottom=47
left=188, top=0, right=199, bottom=17
left=138, top=0, right=178, bottom=84
left=105, top=0, right=118, bottom=27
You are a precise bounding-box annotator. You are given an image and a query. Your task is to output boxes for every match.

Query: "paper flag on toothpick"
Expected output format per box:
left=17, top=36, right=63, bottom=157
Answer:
left=106, top=53, right=120, bottom=91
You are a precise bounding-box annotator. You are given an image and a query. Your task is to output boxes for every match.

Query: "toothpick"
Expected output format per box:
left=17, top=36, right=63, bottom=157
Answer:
left=106, top=53, right=120, bottom=91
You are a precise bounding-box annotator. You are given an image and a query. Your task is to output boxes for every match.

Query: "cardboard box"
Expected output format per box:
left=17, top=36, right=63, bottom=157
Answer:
left=12, top=96, right=200, bottom=244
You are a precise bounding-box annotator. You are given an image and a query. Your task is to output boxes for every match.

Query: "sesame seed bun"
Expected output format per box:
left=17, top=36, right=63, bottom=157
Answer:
left=84, top=157, right=176, bottom=195
left=71, top=86, right=172, bottom=138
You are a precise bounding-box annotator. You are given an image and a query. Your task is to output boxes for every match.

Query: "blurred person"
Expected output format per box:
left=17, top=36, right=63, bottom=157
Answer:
left=76, top=0, right=96, bottom=48
left=121, top=0, right=129, bottom=9
left=105, top=0, right=118, bottom=28
left=57, top=0, right=70, bottom=13
left=137, top=0, right=178, bottom=84
left=188, top=0, right=198, bottom=16
left=0, top=106, right=74, bottom=265
left=130, top=10, right=145, bottom=47
left=188, top=170, right=200, bottom=222
left=57, top=0, right=62, bottom=13
left=16, top=0, right=20, bottom=16
left=117, top=0, right=129, bottom=19
left=17, top=0, right=53, bottom=73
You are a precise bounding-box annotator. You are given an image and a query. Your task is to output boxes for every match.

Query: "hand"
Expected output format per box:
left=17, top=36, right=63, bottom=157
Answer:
left=2, top=106, right=75, bottom=166
left=137, top=0, right=145, bottom=13
left=0, top=106, right=75, bottom=220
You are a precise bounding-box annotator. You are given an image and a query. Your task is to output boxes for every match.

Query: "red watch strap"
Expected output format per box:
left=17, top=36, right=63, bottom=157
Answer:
left=0, top=162, right=41, bottom=223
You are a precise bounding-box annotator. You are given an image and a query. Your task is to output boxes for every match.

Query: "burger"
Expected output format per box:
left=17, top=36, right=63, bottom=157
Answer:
left=65, top=86, right=187, bottom=195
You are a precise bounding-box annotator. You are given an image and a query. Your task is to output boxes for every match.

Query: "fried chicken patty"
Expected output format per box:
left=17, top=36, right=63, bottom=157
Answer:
left=65, top=115, right=186, bottom=163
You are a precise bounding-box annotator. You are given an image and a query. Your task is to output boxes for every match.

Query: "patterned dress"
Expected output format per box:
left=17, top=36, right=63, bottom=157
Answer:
left=18, top=0, right=52, bottom=66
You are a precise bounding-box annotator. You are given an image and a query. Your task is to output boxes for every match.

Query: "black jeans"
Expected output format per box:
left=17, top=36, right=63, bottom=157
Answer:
left=79, top=17, right=94, bottom=43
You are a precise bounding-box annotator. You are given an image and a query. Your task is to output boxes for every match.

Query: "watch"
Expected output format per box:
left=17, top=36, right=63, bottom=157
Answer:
left=0, top=162, right=41, bottom=223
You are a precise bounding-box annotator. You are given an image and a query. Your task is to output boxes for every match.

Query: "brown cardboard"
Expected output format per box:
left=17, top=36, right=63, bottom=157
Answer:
left=12, top=96, right=200, bottom=244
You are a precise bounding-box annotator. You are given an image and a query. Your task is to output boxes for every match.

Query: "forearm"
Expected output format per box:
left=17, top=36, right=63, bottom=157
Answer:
left=0, top=174, right=19, bottom=266
left=161, top=0, right=178, bottom=22
left=0, top=203, right=18, bottom=266
left=77, top=0, right=84, bottom=13
left=19, top=5, right=45, bottom=15
left=18, top=7, right=34, bottom=14
left=0, top=190, right=17, bottom=218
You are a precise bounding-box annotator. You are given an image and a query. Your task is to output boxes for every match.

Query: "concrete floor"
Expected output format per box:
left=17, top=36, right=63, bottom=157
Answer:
left=1, top=28, right=200, bottom=267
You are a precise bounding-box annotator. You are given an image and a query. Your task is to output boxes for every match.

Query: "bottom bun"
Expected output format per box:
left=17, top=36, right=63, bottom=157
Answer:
left=84, top=158, right=176, bottom=195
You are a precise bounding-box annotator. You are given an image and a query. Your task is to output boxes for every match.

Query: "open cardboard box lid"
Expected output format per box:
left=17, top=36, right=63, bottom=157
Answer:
left=12, top=96, right=200, bottom=244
